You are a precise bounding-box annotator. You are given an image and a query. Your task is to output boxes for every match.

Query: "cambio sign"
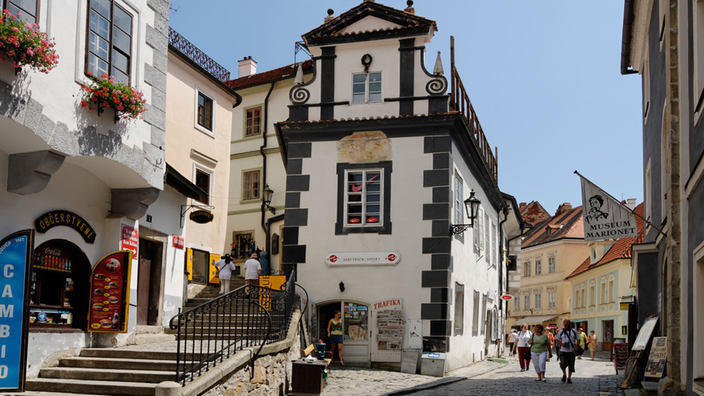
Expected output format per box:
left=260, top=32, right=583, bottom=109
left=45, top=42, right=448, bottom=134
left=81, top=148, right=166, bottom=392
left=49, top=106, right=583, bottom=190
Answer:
left=0, top=230, right=33, bottom=391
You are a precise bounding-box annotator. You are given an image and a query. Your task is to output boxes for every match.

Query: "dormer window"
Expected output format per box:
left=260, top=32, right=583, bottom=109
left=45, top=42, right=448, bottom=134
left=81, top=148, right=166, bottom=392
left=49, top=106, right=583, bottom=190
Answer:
left=352, top=72, right=382, bottom=104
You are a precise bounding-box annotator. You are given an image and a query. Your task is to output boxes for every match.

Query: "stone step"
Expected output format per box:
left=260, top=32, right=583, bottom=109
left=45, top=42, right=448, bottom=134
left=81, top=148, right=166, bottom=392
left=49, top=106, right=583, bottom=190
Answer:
left=59, top=357, right=181, bottom=371
left=25, top=378, right=157, bottom=395
left=79, top=348, right=187, bottom=361
left=39, top=367, right=174, bottom=383
left=8, top=392, right=116, bottom=396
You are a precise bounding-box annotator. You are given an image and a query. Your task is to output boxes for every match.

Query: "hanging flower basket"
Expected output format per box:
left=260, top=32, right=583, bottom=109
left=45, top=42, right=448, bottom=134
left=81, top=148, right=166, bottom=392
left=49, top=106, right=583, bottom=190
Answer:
left=80, top=73, right=147, bottom=121
left=0, top=10, right=58, bottom=73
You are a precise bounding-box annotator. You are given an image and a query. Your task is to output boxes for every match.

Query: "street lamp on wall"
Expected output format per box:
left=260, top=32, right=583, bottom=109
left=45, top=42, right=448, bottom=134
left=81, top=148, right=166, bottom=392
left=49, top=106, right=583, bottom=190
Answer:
left=451, top=190, right=481, bottom=235
left=262, top=184, right=275, bottom=214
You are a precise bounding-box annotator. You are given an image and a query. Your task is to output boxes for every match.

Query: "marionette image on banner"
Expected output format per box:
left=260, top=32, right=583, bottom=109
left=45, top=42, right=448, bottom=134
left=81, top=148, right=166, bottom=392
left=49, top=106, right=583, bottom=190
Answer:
left=87, top=250, right=132, bottom=333
left=575, top=171, right=639, bottom=241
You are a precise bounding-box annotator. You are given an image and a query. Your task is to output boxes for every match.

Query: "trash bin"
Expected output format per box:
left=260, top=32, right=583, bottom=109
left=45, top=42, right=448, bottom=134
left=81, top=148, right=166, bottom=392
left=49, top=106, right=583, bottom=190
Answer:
left=401, top=349, right=422, bottom=374
left=420, top=352, right=447, bottom=377
left=314, top=343, right=326, bottom=360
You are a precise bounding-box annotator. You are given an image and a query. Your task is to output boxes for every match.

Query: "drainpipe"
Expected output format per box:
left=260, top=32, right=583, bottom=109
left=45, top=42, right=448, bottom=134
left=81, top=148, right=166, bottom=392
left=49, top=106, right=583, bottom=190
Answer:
left=261, top=83, right=275, bottom=252
left=499, top=205, right=509, bottom=313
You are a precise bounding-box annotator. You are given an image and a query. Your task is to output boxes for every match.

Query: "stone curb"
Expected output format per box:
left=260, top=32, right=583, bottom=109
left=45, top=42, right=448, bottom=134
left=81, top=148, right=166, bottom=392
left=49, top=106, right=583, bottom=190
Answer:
left=381, top=361, right=508, bottom=396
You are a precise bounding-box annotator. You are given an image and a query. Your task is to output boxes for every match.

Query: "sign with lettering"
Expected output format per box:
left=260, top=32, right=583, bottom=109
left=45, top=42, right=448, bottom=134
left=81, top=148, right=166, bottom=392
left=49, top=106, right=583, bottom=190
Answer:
left=34, top=210, right=96, bottom=244
left=0, top=229, right=34, bottom=391
left=189, top=210, right=214, bottom=224
left=577, top=174, right=638, bottom=241
left=644, top=337, right=667, bottom=378
left=120, top=225, right=138, bottom=257
left=87, top=251, right=132, bottom=333
left=172, top=235, right=184, bottom=249
left=325, top=251, right=400, bottom=266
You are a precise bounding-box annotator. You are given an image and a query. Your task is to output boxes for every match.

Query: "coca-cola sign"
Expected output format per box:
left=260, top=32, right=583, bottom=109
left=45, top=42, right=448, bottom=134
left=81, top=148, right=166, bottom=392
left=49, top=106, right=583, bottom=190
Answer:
left=44, top=247, right=62, bottom=256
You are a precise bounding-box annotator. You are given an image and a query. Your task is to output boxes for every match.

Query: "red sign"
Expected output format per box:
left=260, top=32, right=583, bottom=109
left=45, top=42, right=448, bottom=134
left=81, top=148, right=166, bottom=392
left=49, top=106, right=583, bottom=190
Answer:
left=87, top=251, right=132, bottom=333
left=172, top=235, right=184, bottom=249
left=120, top=225, right=138, bottom=256
left=500, top=294, right=513, bottom=300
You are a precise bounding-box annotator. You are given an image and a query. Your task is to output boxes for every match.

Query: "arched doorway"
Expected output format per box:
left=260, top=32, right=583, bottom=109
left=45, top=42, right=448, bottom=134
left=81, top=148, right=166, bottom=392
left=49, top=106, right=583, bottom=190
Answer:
left=30, top=240, right=91, bottom=330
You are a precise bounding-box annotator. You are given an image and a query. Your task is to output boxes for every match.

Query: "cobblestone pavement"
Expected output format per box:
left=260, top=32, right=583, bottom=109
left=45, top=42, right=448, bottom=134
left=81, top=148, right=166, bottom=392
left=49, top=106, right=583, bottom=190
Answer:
left=320, top=351, right=623, bottom=396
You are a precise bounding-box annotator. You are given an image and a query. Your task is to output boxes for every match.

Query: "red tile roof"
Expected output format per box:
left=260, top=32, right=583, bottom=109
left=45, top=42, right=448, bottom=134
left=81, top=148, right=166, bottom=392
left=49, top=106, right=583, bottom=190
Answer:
left=566, top=203, right=644, bottom=279
left=519, top=201, right=551, bottom=227
left=521, top=205, right=584, bottom=249
left=226, top=60, right=314, bottom=90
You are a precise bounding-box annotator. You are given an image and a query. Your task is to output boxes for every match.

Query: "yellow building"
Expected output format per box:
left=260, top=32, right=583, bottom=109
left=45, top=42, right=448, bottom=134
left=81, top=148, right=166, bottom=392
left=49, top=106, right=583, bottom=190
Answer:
left=565, top=203, right=643, bottom=352
left=508, top=203, right=589, bottom=331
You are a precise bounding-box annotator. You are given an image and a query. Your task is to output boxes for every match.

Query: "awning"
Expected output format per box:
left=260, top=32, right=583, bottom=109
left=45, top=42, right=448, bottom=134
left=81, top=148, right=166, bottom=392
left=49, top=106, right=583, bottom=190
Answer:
left=513, top=315, right=558, bottom=325
left=165, top=163, right=208, bottom=202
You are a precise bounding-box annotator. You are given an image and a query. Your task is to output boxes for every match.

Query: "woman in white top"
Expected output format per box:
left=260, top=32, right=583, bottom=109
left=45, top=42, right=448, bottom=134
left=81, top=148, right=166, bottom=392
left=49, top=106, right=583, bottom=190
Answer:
left=215, top=255, right=236, bottom=294
left=513, top=324, right=533, bottom=372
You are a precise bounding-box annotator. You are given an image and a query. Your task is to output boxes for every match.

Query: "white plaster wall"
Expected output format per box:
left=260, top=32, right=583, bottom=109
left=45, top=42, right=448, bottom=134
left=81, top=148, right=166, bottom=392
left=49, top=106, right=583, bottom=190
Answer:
left=297, top=136, right=432, bottom=326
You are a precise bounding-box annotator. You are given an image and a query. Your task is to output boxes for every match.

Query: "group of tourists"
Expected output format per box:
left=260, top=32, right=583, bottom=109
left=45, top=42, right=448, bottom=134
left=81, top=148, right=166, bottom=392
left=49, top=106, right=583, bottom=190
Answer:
left=507, top=320, right=599, bottom=383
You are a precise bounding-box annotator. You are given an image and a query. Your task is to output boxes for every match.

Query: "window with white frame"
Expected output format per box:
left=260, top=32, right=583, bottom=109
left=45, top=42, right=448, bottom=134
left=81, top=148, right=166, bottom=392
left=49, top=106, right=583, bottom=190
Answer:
left=454, top=283, right=464, bottom=335
left=535, top=257, right=542, bottom=275
left=575, top=287, right=581, bottom=308
left=523, top=295, right=530, bottom=310
left=523, top=260, right=531, bottom=277
left=548, top=292, right=556, bottom=309
left=601, top=279, right=607, bottom=304
left=86, top=0, right=133, bottom=84
left=581, top=288, right=586, bottom=308
left=197, top=91, right=214, bottom=132
left=548, top=256, right=556, bottom=273
left=491, top=220, right=497, bottom=267
left=352, top=72, right=382, bottom=104
left=472, top=291, right=480, bottom=336
left=454, top=174, right=463, bottom=227
left=534, top=293, right=542, bottom=309
left=242, top=170, right=260, bottom=201
left=608, top=279, right=615, bottom=303
left=590, top=284, right=596, bottom=306
left=475, top=209, right=483, bottom=253
left=194, top=166, right=212, bottom=206
left=480, top=295, right=487, bottom=335
left=514, top=296, right=520, bottom=311
left=245, top=106, right=262, bottom=137
left=4, top=0, right=38, bottom=23
left=484, top=213, right=490, bottom=263
left=336, top=162, right=392, bottom=235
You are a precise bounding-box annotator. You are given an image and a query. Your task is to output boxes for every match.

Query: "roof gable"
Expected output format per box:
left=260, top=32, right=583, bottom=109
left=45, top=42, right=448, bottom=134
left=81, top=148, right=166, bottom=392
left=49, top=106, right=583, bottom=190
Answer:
left=303, top=1, right=436, bottom=46
left=521, top=205, right=584, bottom=248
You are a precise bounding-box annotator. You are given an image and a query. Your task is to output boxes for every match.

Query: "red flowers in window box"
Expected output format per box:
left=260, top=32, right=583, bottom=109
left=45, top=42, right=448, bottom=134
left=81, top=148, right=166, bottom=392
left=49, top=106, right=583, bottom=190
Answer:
left=0, top=10, right=58, bottom=73
left=80, top=73, right=147, bottom=121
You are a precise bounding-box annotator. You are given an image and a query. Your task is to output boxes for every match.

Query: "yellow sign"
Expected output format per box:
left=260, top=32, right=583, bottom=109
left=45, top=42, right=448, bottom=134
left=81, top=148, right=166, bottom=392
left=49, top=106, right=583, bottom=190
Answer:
left=209, top=253, right=221, bottom=284
left=259, top=276, right=286, bottom=310
left=620, top=303, right=630, bottom=311
left=186, top=249, right=193, bottom=281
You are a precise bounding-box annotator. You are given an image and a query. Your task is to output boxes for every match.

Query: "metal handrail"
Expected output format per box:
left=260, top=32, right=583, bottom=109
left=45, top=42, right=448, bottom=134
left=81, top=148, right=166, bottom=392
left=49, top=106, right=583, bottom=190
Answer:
left=169, top=271, right=296, bottom=386
left=168, top=27, right=231, bottom=83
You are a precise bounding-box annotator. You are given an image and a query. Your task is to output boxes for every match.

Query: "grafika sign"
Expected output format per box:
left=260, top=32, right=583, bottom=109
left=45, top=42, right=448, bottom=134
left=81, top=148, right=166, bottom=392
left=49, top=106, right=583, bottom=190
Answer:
left=34, top=211, right=96, bottom=244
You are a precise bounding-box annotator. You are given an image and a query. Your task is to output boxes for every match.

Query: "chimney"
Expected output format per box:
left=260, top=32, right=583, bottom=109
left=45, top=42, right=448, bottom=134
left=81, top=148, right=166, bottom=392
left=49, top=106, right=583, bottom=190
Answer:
left=555, top=202, right=572, bottom=216
left=404, top=0, right=415, bottom=14
left=324, top=9, right=334, bottom=23
left=238, top=56, right=257, bottom=78
left=519, top=202, right=527, bottom=212
left=626, top=198, right=636, bottom=210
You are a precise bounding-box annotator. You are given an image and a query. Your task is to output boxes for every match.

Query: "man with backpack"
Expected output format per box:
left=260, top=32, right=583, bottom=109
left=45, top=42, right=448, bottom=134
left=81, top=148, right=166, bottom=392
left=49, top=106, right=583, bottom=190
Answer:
left=555, top=319, right=580, bottom=384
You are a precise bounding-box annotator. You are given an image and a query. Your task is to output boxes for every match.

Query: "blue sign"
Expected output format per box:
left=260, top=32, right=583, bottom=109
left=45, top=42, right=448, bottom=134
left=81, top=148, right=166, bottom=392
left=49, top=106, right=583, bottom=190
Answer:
left=0, top=231, right=32, bottom=391
left=428, top=353, right=440, bottom=358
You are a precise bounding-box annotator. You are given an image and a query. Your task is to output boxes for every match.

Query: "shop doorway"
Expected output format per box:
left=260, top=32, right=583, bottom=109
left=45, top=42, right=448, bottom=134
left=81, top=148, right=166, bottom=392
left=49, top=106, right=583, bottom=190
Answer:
left=317, top=301, right=370, bottom=364
left=137, top=238, right=163, bottom=325
left=603, top=320, right=614, bottom=352
left=31, top=240, right=91, bottom=330
left=191, top=248, right=210, bottom=284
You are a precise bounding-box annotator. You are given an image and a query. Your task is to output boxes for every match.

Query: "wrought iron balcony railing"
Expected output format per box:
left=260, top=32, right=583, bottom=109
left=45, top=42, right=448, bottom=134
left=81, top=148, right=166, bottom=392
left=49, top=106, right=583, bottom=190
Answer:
left=168, top=27, right=231, bottom=83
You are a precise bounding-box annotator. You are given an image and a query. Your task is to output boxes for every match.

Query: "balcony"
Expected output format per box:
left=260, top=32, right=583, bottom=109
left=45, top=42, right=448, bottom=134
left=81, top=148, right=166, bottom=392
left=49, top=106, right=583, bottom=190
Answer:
left=168, top=28, right=230, bottom=83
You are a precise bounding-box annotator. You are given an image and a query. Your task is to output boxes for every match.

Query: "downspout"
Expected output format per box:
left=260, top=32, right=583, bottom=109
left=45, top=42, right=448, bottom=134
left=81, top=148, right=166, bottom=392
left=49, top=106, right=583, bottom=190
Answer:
left=261, top=83, right=275, bottom=252
left=499, top=205, right=509, bottom=313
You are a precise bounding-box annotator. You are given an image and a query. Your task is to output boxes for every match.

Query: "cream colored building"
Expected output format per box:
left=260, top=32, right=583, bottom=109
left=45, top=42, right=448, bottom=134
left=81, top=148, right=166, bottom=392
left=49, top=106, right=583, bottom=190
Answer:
left=508, top=203, right=589, bottom=331
left=166, top=31, right=241, bottom=285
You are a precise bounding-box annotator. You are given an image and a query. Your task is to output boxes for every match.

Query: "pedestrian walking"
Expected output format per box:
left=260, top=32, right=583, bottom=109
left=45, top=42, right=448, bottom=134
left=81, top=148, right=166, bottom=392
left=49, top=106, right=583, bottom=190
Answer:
left=243, top=252, right=261, bottom=293
left=214, top=254, right=235, bottom=294
left=513, top=324, right=533, bottom=372
left=527, top=324, right=551, bottom=382
left=588, top=330, right=599, bottom=360
left=555, top=319, right=580, bottom=384
left=577, top=326, right=588, bottom=359
left=508, top=329, right=518, bottom=356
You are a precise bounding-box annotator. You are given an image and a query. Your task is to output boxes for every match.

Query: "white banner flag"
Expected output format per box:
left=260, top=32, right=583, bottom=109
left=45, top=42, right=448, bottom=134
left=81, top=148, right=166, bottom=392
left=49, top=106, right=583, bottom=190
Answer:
left=578, top=174, right=638, bottom=241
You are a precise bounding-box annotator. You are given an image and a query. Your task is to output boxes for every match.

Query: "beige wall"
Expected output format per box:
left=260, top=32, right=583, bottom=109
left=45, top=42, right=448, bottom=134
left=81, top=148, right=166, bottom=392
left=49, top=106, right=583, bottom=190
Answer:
left=166, top=53, right=237, bottom=259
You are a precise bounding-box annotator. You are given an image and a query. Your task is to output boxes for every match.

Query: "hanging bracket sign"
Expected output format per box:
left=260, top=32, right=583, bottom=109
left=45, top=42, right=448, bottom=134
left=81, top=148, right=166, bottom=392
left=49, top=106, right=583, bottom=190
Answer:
left=34, top=210, right=96, bottom=244
left=190, top=210, right=214, bottom=224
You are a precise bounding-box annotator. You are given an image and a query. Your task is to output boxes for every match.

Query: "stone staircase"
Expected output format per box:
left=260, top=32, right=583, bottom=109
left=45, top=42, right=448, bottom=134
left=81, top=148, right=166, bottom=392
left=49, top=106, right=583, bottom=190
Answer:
left=15, top=279, right=283, bottom=396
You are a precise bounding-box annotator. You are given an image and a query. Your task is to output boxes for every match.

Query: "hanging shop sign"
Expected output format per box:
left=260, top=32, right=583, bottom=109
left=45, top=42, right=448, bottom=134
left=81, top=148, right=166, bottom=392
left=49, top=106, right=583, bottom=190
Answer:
left=172, top=235, right=185, bottom=249
left=87, top=250, right=132, bottom=333
left=0, top=229, right=34, bottom=392
left=120, top=225, right=138, bottom=257
left=34, top=210, right=96, bottom=244
left=500, top=294, right=513, bottom=300
left=189, top=210, right=214, bottom=224
left=325, top=251, right=400, bottom=266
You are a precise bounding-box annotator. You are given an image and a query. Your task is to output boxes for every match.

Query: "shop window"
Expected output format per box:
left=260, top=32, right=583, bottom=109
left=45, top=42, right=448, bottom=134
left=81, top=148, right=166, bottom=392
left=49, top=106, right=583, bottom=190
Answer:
left=472, top=291, right=480, bottom=336
left=232, top=231, right=255, bottom=260
left=30, top=241, right=91, bottom=330
left=4, top=0, right=38, bottom=23
left=190, top=249, right=209, bottom=284
left=454, top=283, right=464, bottom=335
left=242, top=170, right=260, bottom=201
left=352, top=72, right=382, bottom=104
left=343, top=302, right=368, bottom=341
left=336, top=162, right=392, bottom=235
left=245, top=106, right=262, bottom=137
left=86, top=0, right=133, bottom=84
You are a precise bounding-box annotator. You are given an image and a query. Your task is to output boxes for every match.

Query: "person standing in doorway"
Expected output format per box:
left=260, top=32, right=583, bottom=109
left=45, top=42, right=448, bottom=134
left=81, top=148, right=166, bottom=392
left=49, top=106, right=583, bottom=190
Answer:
left=556, top=319, right=580, bottom=384
left=243, top=253, right=261, bottom=293
left=588, top=330, right=599, bottom=360
left=508, top=329, right=518, bottom=356
left=215, top=255, right=235, bottom=295
left=327, top=310, right=344, bottom=365
left=513, top=324, right=533, bottom=372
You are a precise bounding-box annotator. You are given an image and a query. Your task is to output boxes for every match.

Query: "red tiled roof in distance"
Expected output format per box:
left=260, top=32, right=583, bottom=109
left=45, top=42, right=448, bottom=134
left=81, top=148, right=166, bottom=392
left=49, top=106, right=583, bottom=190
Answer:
left=520, top=201, right=551, bottom=227
left=226, top=60, right=313, bottom=90
left=521, top=204, right=584, bottom=249
left=566, top=203, right=645, bottom=279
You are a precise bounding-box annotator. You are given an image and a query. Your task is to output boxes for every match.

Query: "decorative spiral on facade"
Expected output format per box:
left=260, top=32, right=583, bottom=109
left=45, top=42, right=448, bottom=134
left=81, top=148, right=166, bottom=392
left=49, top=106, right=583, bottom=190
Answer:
left=289, top=87, right=310, bottom=104
left=425, top=77, right=448, bottom=95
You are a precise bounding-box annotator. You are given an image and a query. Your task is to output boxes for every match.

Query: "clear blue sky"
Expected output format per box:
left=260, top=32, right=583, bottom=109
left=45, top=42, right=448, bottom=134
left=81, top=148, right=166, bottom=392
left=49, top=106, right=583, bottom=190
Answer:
left=170, top=0, right=643, bottom=215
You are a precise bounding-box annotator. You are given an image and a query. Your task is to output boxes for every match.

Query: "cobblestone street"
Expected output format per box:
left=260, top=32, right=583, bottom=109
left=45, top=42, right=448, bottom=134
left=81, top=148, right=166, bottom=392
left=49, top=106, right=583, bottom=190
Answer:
left=320, top=351, right=624, bottom=396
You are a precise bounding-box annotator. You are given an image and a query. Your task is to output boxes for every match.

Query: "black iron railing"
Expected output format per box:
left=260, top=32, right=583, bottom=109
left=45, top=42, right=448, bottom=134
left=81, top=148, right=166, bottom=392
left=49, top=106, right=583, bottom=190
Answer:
left=168, top=27, right=231, bottom=83
left=169, top=272, right=296, bottom=385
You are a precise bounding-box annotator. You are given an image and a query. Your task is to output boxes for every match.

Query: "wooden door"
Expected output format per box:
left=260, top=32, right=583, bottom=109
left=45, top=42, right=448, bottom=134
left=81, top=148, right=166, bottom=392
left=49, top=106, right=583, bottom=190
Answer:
left=603, top=320, right=614, bottom=352
left=137, top=257, right=151, bottom=325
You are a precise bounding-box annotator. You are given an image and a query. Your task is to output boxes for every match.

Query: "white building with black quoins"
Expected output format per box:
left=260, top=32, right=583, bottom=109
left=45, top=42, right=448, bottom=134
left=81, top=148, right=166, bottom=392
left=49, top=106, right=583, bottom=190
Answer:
left=275, top=0, right=523, bottom=371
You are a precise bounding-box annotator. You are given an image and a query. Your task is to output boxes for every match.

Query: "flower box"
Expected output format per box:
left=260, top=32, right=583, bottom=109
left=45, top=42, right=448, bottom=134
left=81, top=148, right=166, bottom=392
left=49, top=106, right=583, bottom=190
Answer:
left=80, top=73, right=147, bottom=121
left=0, top=10, right=58, bottom=73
